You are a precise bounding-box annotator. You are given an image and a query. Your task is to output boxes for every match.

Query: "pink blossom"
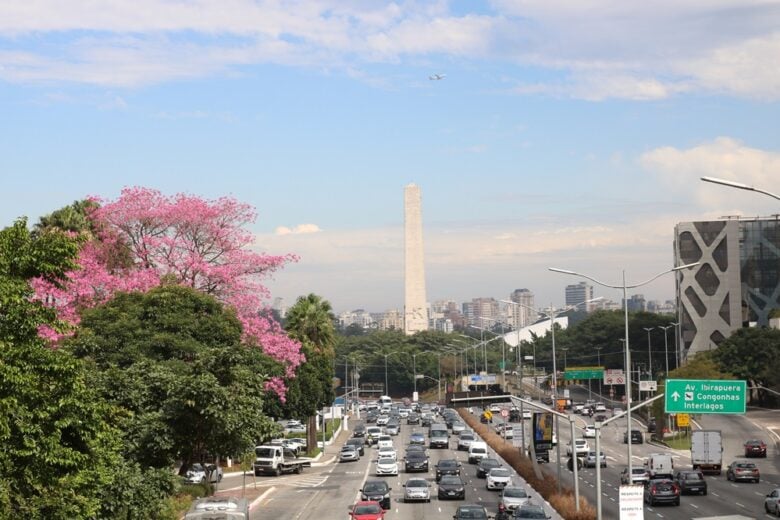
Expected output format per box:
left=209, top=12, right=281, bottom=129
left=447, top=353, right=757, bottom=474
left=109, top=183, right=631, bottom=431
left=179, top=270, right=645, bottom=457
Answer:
left=32, top=187, right=302, bottom=395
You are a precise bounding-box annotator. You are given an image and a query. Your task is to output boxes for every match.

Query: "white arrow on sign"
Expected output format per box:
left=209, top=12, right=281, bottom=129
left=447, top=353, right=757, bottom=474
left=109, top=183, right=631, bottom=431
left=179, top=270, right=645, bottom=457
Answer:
left=671, top=391, right=680, bottom=402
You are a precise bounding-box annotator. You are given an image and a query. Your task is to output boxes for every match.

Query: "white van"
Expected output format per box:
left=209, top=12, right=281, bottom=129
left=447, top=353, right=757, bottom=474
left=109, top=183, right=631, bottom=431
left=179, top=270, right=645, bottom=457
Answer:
left=645, top=453, right=674, bottom=479
left=468, top=441, right=488, bottom=464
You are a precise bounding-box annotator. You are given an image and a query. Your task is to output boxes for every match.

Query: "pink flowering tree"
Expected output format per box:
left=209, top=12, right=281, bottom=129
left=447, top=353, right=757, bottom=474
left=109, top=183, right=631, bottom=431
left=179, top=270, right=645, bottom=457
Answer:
left=32, top=187, right=303, bottom=398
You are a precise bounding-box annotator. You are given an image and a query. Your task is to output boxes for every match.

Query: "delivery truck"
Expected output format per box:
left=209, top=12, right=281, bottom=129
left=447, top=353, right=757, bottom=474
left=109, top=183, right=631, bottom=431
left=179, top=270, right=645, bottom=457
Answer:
left=691, top=430, right=723, bottom=475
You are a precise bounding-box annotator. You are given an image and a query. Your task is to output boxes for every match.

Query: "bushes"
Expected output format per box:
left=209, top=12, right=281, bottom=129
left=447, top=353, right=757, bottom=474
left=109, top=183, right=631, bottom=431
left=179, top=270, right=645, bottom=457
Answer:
left=459, top=410, right=596, bottom=520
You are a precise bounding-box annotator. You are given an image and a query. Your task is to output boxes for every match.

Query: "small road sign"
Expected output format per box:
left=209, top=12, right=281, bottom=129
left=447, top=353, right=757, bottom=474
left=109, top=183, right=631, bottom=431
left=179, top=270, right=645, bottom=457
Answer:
left=604, top=369, right=625, bottom=385
left=665, top=379, right=746, bottom=414
left=676, top=413, right=690, bottom=427
left=500, top=409, right=509, bottom=418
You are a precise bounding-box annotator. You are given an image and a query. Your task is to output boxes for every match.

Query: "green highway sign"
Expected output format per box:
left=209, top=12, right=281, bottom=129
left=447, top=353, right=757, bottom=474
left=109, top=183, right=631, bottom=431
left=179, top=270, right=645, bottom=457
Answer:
left=665, top=379, right=746, bottom=414
left=564, top=367, right=604, bottom=380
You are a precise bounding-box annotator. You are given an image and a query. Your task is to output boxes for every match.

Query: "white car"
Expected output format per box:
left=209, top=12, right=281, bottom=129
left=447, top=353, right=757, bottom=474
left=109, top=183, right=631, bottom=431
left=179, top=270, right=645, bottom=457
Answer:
left=499, top=426, right=514, bottom=439
left=376, top=415, right=390, bottom=426
left=185, top=463, right=223, bottom=484
left=486, top=467, right=513, bottom=490
left=377, top=435, right=393, bottom=449
left=522, top=410, right=532, bottom=420
left=490, top=404, right=503, bottom=413
left=500, top=486, right=530, bottom=511
left=567, top=439, right=590, bottom=456
left=284, top=420, right=306, bottom=434
left=583, top=425, right=596, bottom=438
left=377, top=445, right=397, bottom=461
left=595, top=403, right=607, bottom=412
left=376, top=456, right=399, bottom=476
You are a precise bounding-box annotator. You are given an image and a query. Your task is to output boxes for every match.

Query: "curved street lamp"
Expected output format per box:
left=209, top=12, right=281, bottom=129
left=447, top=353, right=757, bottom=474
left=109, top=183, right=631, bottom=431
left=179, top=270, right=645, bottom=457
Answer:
left=701, top=176, right=780, bottom=201
left=549, top=262, right=699, bottom=520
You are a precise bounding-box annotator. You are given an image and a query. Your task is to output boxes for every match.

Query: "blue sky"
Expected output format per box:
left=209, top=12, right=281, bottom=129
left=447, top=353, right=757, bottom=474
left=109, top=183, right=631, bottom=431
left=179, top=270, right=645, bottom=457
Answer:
left=2, top=1, right=779, bottom=312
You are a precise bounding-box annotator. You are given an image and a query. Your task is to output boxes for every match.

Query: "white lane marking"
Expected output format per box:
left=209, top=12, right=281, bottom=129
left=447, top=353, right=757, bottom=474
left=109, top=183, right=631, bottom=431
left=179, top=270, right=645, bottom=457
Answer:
left=736, top=502, right=745, bottom=508
left=690, top=504, right=699, bottom=508
left=711, top=492, right=720, bottom=497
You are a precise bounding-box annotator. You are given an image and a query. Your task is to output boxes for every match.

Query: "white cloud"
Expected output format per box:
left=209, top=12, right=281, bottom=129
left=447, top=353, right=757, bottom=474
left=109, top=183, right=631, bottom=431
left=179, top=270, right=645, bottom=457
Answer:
left=275, top=223, right=322, bottom=236
left=1, top=1, right=778, bottom=98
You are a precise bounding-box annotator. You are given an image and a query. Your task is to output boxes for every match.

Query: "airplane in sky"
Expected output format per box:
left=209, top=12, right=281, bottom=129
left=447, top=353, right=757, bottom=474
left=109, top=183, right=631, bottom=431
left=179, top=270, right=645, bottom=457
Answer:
left=429, top=73, right=446, bottom=80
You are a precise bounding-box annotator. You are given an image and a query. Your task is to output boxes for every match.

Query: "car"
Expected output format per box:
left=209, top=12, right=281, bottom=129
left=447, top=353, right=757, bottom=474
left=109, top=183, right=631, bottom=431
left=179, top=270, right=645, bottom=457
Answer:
left=404, top=451, right=429, bottom=472
left=452, top=421, right=467, bottom=435
left=349, top=500, right=386, bottom=520
left=385, top=423, right=400, bottom=436
left=624, top=429, right=643, bottom=444
left=377, top=445, right=397, bottom=461
left=366, top=413, right=378, bottom=424
left=476, top=457, right=501, bottom=478
left=377, top=435, right=393, bottom=449
left=185, top=496, right=248, bottom=519
left=453, top=504, right=490, bottom=519
left=501, top=426, right=515, bottom=440
left=421, top=414, right=433, bottom=427
left=765, top=488, right=780, bottom=516
left=458, top=432, right=476, bottom=451
left=486, top=467, right=512, bottom=490
left=572, top=403, right=585, bottom=414
left=403, top=478, right=430, bottom=503
left=643, top=478, right=680, bottom=506
left=376, top=415, right=390, bottom=426
left=270, top=438, right=302, bottom=456
left=584, top=450, right=606, bottom=468
left=438, top=475, right=467, bottom=500
left=405, top=444, right=426, bottom=455
left=594, top=402, right=607, bottom=412
left=184, top=463, right=223, bottom=484
left=453, top=504, right=490, bottom=520
left=744, top=439, right=767, bottom=457
left=726, top=460, right=760, bottom=482
left=284, top=419, right=306, bottom=433
left=513, top=504, right=551, bottom=519
left=647, top=418, right=657, bottom=433
left=346, top=438, right=366, bottom=456
left=468, top=441, right=488, bottom=463
left=594, top=414, right=608, bottom=423
left=409, top=432, right=425, bottom=445
left=674, top=470, right=707, bottom=495
left=340, top=445, right=361, bottom=462
left=566, top=439, right=589, bottom=457
left=407, top=413, right=420, bottom=425
left=366, top=427, right=382, bottom=445
left=500, top=486, right=530, bottom=511
left=360, top=480, right=392, bottom=510
left=435, top=459, right=462, bottom=481
left=620, top=467, right=650, bottom=485
left=583, top=425, right=596, bottom=438
left=375, top=456, right=398, bottom=476
left=522, top=410, right=532, bottom=420
left=353, top=424, right=367, bottom=437
left=490, top=404, right=503, bottom=413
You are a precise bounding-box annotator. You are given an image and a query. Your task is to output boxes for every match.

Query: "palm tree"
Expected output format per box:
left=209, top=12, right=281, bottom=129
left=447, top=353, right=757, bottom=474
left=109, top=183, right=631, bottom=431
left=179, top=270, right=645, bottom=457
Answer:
left=285, top=294, right=337, bottom=450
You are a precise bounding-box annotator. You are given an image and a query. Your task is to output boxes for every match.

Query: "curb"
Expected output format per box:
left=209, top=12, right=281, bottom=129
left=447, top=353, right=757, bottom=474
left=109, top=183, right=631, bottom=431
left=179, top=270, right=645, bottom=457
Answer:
left=248, top=486, right=276, bottom=511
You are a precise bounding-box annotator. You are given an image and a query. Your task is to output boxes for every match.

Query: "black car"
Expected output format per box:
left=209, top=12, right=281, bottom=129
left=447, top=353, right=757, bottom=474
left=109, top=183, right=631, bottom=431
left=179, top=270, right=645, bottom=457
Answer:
left=624, top=429, right=643, bottom=444
left=477, top=458, right=501, bottom=478
left=594, top=414, right=608, bottom=423
left=647, top=418, right=657, bottom=433
left=435, top=459, right=462, bottom=481
left=453, top=504, right=489, bottom=519
left=353, top=424, right=366, bottom=438
left=513, top=504, right=551, bottom=519
left=643, top=479, right=680, bottom=506
left=360, top=480, right=392, bottom=509
left=744, top=439, right=767, bottom=457
left=345, top=438, right=365, bottom=456
left=674, top=470, right=707, bottom=495
left=365, top=413, right=378, bottom=424
left=438, top=475, right=466, bottom=500
left=404, top=451, right=429, bottom=472
left=407, top=413, right=420, bottom=425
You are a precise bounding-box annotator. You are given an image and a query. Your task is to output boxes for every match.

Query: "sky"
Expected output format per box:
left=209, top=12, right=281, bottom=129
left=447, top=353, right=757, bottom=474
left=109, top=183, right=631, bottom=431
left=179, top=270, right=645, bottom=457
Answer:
left=2, top=1, right=779, bottom=313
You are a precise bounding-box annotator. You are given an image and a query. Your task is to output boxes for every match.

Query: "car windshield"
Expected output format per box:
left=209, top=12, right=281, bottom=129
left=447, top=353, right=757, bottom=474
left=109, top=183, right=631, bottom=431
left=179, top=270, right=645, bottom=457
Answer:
left=354, top=504, right=382, bottom=514
left=457, top=506, right=488, bottom=519
left=406, top=452, right=424, bottom=460
left=518, top=506, right=548, bottom=518
left=342, top=446, right=355, bottom=451
left=440, top=476, right=462, bottom=485
left=407, top=479, right=427, bottom=487
left=490, top=469, right=511, bottom=478
left=377, top=457, right=394, bottom=464
left=481, top=459, right=500, bottom=468
left=363, top=482, right=388, bottom=493
left=736, top=463, right=756, bottom=468
left=504, top=488, right=528, bottom=498
left=682, top=472, right=703, bottom=480
left=632, top=468, right=646, bottom=474
left=190, top=463, right=204, bottom=472
left=461, top=433, right=474, bottom=440
left=439, top=460, right=458, bottom=468
left=255, top=447, right=276, bottom=458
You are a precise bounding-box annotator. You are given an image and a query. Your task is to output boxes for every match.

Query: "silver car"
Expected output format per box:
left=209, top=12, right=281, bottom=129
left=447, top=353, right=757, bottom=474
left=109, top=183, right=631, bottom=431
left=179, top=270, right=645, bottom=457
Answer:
left=584, top=451, right=606, bottom=468
left=500, top=485, right=530, bottom=511
left=339, top=445, right=360, bottom=462
left=403, top=477, right=430, bottom=502
left=185, top=463, right=223, bottom=484
left=458, top=432, right=476, bottom=451
left=451, top=421, right=467, bottom=435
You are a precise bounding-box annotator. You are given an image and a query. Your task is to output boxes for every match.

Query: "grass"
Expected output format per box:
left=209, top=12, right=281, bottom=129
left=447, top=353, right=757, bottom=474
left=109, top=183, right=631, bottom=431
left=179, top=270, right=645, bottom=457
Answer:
left=460, top=410, right=596, bottom=520
left=665, top=432, right=692, bottom=450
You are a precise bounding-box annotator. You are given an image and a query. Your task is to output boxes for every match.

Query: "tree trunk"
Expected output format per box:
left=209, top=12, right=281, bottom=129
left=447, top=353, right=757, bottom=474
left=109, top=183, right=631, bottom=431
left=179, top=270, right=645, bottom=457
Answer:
left=307, top=414, right=317, bottom=453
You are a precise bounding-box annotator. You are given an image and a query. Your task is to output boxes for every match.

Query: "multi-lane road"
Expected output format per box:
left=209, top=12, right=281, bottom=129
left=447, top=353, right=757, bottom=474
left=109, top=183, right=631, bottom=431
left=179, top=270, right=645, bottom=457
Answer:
left=218, top=393, right=780, bottom=519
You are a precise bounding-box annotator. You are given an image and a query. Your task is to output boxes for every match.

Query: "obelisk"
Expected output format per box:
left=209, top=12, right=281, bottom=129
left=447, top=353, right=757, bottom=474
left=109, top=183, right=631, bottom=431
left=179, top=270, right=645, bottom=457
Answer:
left=404, top=184, right=428, bottom=334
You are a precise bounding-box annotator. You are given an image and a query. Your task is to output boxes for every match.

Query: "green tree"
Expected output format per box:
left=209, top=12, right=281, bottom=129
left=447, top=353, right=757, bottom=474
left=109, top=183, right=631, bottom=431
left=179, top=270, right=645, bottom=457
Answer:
left=69, top=285, right=280, bottom=472
left=281, top=294, right=337, bottom=449
left=712, top=327, right=780, bottom=405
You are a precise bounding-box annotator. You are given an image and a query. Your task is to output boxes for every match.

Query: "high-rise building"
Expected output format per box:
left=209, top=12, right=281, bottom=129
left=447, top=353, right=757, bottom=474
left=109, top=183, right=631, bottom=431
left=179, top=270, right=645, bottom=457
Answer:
left=674, top=216, right=780, bottom=362
left=404, top=184, right=428, bottom=334
left=565, top=281, right=594, bottom=310
left=509, top=288, right=535, bottom=328
left=464, top=297, right=499, bottom=327
left=624, top=294, right=647, bottom=312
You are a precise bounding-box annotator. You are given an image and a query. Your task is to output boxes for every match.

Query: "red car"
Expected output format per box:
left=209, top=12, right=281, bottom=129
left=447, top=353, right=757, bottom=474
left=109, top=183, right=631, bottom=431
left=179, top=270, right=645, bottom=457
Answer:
left=744, top=439, right=767, bottom=458
left=349, top=501, right=385, bottom=520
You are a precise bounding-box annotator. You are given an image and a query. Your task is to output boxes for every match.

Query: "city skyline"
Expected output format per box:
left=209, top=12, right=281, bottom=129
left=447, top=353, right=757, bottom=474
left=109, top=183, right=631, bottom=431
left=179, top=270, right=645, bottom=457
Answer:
left=2, top=2, right=779, bottom=312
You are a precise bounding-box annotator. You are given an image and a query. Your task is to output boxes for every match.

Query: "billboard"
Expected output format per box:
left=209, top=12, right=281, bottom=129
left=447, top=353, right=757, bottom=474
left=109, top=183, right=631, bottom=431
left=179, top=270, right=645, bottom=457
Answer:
left=532, top=412, right=554, bottom=452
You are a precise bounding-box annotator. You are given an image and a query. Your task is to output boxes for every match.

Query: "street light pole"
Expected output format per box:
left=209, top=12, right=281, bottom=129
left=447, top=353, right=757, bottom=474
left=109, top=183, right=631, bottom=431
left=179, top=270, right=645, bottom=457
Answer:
left=701, top=176, right=780, bottom=201
left=413, top=353, right=417, bottom=395
left=659, top=325, right=674, bottom=377
left=643, top=327, right=654, bottom=383
left=549, top=262, right=699, bottom=481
